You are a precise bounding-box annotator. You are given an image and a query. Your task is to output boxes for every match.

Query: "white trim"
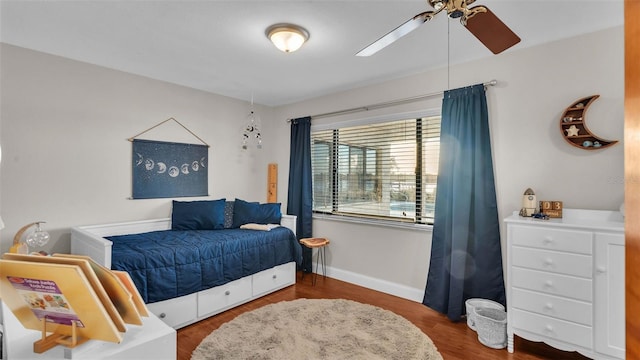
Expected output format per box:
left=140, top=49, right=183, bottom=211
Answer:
left=311, top=108, right=441, bottom=131
left=312, top=213, right=433, bottom=232
left=312, top=265, right=425, bottom=303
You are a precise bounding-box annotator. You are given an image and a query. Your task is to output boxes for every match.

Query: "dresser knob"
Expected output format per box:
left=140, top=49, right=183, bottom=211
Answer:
left=544, top=258, right=554, bottom=266
left=225, top=290, right=231, bottom=296
left=544, top=303, right=554, bottom=311
left=159, top=313, right=166, bottom=319
left=272, top=274, right=277, bottom=279
left=596, top=266, right=607, bottom=274
left=543, top=280, right=553, bottom=288
left=544, top=325, right=554, bottom=333
left=543, top=236, right=553, bottom=245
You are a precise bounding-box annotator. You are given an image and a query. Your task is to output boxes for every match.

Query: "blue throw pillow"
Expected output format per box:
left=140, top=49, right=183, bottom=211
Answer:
left=171, top=199, right=226, bottom=230
left=232, top=198, right=282, bottom=228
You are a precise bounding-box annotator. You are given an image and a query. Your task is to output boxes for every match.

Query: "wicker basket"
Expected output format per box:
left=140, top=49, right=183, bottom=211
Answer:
left=475, top=307, right=507, bottom=349
left=465, top=298, right=505, bottom=331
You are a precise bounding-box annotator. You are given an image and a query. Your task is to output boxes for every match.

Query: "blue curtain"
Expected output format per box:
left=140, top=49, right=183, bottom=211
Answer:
left=287, top=116, right=313, bottom=272
left=422, top=84, right=505, bottom=321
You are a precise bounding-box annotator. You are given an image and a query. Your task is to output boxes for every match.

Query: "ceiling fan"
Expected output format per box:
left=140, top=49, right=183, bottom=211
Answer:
left=356, top=0, right=520, bottom=56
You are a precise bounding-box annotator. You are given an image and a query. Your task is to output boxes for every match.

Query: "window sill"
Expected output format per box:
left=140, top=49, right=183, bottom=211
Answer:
left=312, top=213, right=433, bottom=232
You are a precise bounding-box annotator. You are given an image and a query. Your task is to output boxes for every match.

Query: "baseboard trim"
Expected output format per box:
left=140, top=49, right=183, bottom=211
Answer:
left=314, top=265, right=425, bottom=303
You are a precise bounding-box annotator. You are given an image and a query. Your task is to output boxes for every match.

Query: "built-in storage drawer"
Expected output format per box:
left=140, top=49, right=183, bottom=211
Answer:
left=511, top=288, right=592, bottom=326
left=253, top=262, right=295, bottom=297
left=511, top=225, right=592, bottom=255
left=511, top=267, right=592, bottom=302
left=142, top=262, right=297, bottom=330
left=198, top=276, right=252, bottom=317
left=511, top=308, right=593, bottom=349
left=511, top=246, right=592, bottom=278
left=146, top=293, right=197, bottom=328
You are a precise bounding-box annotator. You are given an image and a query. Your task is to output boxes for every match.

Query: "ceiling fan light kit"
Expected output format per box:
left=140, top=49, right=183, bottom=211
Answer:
left=431, top=0, right=446, bottom=11
left=356, top=0, right=520, bottom=56
left=266, top=23, right=309, bottom=53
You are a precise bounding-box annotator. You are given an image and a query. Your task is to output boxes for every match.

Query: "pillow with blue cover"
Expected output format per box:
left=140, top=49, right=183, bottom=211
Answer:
left=223, top=200, right=259, bottom=228
left=171, top=199, right=226, bottom=230
left=232, top=198, right=282, bottom=228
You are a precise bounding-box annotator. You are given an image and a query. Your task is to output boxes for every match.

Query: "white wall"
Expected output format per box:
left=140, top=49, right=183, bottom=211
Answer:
left=0, top=26, right=624, bottom=301
left=272, top=26, right=624, bottom=300
left=0, top=43, right=272, bottom=254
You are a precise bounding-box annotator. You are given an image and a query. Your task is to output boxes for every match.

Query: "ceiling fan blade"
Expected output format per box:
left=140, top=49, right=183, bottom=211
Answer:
left=356, top=12, right=434, bottom=57
left=464, top=7, right=520, bottom=54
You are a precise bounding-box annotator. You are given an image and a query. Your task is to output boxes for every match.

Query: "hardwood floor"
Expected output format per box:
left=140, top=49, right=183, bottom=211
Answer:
left=177, top=273, right=589, bottom=360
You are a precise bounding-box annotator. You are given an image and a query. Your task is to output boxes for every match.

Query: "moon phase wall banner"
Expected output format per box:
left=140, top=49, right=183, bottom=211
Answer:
left=132, top=139, right=208, bottom=199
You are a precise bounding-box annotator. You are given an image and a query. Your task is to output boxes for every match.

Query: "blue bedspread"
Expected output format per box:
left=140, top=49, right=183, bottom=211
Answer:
left=106, top=227, right=302, bottom=303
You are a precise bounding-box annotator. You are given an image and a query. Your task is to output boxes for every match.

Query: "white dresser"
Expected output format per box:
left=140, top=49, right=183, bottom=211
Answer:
left=504, top=209, right=625, bottom=359
left=2, top=300, right=176, bottom=359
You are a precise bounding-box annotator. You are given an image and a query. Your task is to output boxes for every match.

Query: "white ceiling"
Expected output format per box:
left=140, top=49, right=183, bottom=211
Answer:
left=0, top=0, right=624, bottom=106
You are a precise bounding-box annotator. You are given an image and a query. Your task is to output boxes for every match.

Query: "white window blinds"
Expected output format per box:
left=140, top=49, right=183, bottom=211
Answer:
left=311, top=116, right=440, bottom=224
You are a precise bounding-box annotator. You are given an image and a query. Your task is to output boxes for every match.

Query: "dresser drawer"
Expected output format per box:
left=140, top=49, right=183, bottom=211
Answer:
left=512, top=288, right=592, bottom=326
left=253, top=262, right=295, bottom=296
left=511, top=267, right=592, bottom=301
left=511, top=308, right=592, bottom=349
left=511, top=225, right=592, bottom=255
left=198, top=276, right=252, bottom=317
left=512, top=246, right=592, bottom=278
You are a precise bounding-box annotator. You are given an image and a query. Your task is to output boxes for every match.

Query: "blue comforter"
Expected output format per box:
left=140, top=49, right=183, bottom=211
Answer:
left=106, top=227, right=302, bottom=303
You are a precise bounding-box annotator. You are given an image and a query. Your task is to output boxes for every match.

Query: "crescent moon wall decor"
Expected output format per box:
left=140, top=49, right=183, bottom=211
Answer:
left=560, top=95, right=618, bottom=150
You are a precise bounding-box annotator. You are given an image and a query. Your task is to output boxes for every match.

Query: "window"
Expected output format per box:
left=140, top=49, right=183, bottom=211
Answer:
left=311, top=115, right=440, bottom=225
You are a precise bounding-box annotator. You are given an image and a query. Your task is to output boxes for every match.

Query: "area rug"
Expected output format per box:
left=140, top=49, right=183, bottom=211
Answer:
left=191, top=298, right=443, bottom=360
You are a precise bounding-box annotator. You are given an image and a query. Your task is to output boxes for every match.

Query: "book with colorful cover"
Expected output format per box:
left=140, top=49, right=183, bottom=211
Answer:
left=3, top=253, right=128, bottom=332
left=0, top=259, right=123, bottom=344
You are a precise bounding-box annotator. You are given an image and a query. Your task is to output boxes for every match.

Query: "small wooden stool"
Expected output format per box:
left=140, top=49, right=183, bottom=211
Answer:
left=299, top=237, right=330, bottom=285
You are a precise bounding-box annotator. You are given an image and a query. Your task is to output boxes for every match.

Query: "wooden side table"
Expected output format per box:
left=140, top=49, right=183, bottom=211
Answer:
left=299, top=238, right=329, bottom=285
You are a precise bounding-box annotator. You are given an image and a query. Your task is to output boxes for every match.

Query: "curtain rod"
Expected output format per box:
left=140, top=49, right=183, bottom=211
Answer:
left=287, top=79, right=497, bottom=122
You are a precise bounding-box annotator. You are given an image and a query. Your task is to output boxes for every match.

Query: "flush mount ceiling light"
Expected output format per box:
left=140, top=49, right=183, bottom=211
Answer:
left=266, top=23, right=309, bottom=53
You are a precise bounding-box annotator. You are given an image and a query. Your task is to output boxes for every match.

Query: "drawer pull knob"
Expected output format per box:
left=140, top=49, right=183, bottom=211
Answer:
left=272, top=274, right=277, bottom=279
left=544, top=258, right=554, bottom=266
left=543, top=236, right=553, bottom=244
left=544, top=325, right=554, bottom=333
left=159, top=313, right=166, bottom=319
left=225, top=290, right=231, bottom=295
left=544, top=280, right=553, bottom=288
left=596, top=266, right=607, bottom=274
left=544, top=303, right=554, bottom=310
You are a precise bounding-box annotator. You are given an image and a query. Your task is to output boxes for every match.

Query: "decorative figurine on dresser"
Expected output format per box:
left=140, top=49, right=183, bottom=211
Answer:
left=519, top=188, right=537, bottom=217
left=504, top=208, right=625, bottom=359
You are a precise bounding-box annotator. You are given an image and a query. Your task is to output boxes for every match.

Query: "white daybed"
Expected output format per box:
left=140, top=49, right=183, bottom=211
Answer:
left=70, top=215, right=297, bottom=329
